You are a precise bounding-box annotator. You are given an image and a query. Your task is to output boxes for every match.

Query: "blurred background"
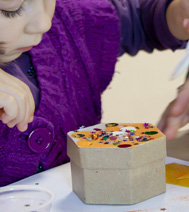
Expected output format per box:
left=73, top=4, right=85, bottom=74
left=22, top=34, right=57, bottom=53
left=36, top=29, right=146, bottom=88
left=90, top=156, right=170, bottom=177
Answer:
left=101, top=49, right=189, bottom=132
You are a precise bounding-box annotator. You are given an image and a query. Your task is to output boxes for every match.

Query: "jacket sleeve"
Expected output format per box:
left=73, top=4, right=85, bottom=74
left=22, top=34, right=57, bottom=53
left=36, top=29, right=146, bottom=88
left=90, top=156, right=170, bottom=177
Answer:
left=110, top=0, right=187, bottom=55
left=55, top=0, right=121, bottom=93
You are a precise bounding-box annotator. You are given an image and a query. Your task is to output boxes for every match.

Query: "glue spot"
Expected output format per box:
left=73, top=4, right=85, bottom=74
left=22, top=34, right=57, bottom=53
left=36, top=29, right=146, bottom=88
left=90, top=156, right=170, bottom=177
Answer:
left=118, top=144, right=132, bottom=148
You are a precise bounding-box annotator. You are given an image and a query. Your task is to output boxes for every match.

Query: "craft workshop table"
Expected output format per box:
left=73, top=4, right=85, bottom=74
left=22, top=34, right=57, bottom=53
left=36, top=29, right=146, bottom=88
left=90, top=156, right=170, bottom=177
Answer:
left=12, top=156, right=189, bottom=212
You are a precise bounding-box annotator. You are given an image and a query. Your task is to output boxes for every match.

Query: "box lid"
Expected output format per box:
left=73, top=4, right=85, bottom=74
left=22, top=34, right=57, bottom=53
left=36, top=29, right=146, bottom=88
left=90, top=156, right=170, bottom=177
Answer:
left=67, top=123, right=166, bottom=169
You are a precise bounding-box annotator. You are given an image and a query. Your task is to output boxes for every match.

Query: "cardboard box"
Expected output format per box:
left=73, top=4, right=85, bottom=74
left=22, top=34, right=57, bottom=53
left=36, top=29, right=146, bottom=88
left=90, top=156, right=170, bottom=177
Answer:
left=67, top=123, right=166, bottom=204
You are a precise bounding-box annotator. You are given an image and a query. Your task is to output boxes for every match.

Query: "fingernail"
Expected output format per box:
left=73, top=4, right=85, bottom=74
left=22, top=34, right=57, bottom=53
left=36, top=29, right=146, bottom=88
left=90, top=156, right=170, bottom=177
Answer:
left=183, top=19, right=189, bottom=28
left=22, top=125, right=27, bottom=132
left=29, top=116, right=33, bottom=122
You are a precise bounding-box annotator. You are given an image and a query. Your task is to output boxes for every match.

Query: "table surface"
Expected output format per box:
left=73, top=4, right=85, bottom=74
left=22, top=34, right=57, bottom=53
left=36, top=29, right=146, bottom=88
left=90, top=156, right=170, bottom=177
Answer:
left=12, top=157, right=189, bottom=212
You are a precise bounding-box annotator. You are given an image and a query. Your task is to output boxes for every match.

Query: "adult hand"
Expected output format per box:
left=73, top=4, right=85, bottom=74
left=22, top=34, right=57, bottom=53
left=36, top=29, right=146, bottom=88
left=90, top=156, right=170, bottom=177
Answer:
left=158, top=78, right=189, bottom=140
left=166, top=0, right=189, bottom=41
left=0, top=68, right=35, bottom=132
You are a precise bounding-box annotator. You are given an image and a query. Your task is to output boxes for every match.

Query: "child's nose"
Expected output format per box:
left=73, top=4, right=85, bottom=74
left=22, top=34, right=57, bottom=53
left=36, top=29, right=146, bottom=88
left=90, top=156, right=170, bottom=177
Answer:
left=24, top=12, right=52, bottom=35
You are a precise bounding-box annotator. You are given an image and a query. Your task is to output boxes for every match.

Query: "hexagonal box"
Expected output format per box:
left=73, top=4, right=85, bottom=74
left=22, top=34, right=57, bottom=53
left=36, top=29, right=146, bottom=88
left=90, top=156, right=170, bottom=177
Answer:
left=67, top=123, right=166, bottom=205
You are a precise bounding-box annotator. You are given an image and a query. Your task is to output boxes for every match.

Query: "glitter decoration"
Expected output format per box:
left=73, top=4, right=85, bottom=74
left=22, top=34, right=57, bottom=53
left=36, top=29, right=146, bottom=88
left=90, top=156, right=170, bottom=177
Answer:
left=93, top=128, right=102, bottom=131
left=102, top=136, right=109, bottom=141
left=143, top=123, right=150, bottom=128
left=145, top=131, right=158, bottom=135
left=79, top=125, right=85, bottom=129
left=118, top=144, right=132, bottom=148
left=72, top=123, right=164, bottom=148
left=142, top=137, right=148, bottom=141
left=77, top=134, right=85, bottom=137
left=105, top=123, right=118, bottom=127
left=110, top=137, right=117, bottom=140
left=113, top=142, right=120, bottom=145
left=91, top=132, right=99, bottom=140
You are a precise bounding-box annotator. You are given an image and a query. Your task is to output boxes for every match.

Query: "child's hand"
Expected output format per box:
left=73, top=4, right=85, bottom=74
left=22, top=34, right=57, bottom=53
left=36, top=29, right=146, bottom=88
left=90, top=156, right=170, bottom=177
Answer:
left=166, top=0, right=189, bottom=41
left=0, top=68, right=35, bottom=132
left=158, top=79, right=189, bottom=140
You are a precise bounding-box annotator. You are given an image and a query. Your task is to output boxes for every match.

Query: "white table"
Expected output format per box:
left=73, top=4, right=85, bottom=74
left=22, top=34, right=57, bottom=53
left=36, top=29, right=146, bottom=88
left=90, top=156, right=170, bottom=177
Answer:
left=13, top=157, right=189, bottom=212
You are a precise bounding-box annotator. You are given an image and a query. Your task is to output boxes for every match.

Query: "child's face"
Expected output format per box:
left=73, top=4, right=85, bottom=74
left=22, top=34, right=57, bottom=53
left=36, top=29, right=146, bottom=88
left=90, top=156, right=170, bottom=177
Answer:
left=0, top=0, right=56, bottom=63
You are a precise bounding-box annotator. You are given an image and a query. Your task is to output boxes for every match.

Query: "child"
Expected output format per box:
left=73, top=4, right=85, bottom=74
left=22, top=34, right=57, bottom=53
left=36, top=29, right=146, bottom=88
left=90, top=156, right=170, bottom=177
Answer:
left=0, top=0, right=188, bottom=186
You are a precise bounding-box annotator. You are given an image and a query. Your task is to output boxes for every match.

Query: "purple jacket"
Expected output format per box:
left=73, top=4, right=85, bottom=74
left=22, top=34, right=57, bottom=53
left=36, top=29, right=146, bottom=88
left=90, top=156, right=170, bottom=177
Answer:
left=0, top=0, right=186, bottom=186
left=0, top=0, right=120, bottom=186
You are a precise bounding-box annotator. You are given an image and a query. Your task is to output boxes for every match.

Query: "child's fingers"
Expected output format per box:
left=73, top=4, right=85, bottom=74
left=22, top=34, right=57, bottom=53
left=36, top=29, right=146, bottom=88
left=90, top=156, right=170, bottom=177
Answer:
left=15, top=85, right=35, bottom=131
left=0, top=69, right=35, bottom=132
left=16, top=97, right=30, bottom=131
left=6, top=95, right=29, bottom=131
left=0, top=69, right=35, bottom=123
left=29, top=116, right=34, bottom=123
left=15, top=79, right=35, bottom=128
left=3, top=82, right=34, bottom=131
left=0, top=108, right=3, bottom=117
left=0, top=92, right=19, bottom=124
left=0, top=88, right=33, bottom=131
left=6, top=119, right=27, bottom=131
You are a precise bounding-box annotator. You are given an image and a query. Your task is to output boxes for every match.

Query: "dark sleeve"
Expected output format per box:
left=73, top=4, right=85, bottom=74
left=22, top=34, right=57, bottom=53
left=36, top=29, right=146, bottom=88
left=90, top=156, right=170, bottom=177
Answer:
left=0, top=53, right=40, bottom=109
left=109, top=0, right=187, bottom=55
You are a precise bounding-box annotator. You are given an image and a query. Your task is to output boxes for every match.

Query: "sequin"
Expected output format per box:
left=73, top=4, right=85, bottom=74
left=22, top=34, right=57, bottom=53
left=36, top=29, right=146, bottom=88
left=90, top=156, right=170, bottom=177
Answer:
left=110, top=137, right=117, bottom=140
left=145, top=131, right=158, bottom=135
left=105, top=123, right=118, bottom=127
left=93, top=128, right=102, bottom=131
left=113, top=142, right=120, bottom=145
left=118, top=144, right=132, bottom=148
left=144, top=123, right=150, bottom=127
left=102, top=136, right=109, bottom=141
left=77, top=134, right=85, bottom=137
